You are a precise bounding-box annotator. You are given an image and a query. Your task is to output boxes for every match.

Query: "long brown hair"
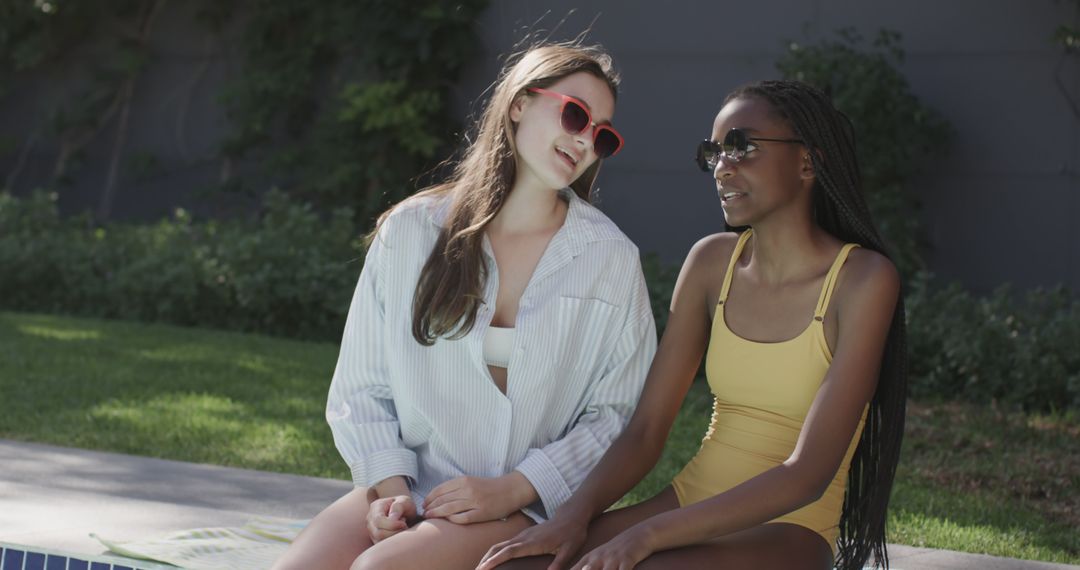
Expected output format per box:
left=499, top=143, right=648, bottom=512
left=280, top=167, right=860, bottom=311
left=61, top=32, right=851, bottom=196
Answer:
left=373, top=42, right=620, bottom=345
left=725, top=80, right=908, bottom=570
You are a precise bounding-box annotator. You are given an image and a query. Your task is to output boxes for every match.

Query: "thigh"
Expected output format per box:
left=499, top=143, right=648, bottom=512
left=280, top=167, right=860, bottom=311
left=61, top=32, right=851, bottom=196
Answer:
left=496, top=486, right=681, bottom=570
left=353, top=512, right=535, bottom=570
left=636, top=522, right=833, bottom=570
left=271, top=487, right=373, bottom=570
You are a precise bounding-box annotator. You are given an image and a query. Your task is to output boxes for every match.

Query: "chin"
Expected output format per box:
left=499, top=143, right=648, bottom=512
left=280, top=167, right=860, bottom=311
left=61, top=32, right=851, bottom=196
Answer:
left=547, top=171, right=577, bottom=190
left=721, top=211, right=746, bottom=228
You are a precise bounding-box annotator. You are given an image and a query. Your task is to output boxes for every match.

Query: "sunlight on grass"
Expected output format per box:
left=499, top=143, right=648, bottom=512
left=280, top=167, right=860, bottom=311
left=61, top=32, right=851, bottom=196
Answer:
left=2, top=311, right=1078, bottom=563
left=18, top=323, right=102, bottom=341
left=91, top=393, right=250, bottom=435
left=234, top=354, right=275, bottom=375
left=890, top=510, right=1071, bottom=563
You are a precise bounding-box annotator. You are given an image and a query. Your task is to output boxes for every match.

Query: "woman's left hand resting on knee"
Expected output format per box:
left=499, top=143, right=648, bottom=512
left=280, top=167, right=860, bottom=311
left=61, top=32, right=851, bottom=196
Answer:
left=367, top=494, right=417, bottom=542
left=567, top=526, right=653, bottom=570
left=423, top=472, right=539, bottom=524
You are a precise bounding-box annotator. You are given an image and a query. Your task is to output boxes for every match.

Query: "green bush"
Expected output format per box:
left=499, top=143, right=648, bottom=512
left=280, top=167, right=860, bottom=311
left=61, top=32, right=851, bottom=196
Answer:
left=0, top=190, right=364, bottom=340
left=777, top=29, right=953, bottom=279
left=907, top=273, right=1080, bottom=411
left=1, top=192, right=682, bottom=343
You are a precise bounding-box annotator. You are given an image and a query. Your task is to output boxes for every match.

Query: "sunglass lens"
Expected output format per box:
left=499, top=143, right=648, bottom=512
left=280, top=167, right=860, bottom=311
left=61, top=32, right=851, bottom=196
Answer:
left=722, top=128, right=747, bottom=159
left=696, top=140, right=717, bottom=172
left=560, top=101, right=590, bottom=134
left=594, top=129, right=621, bottom=158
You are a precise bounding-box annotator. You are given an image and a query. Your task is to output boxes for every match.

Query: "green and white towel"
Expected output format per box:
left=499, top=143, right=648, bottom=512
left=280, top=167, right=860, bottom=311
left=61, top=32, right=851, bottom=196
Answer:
left=93, top=516, right=306, bottom=570
left=94, top=519, right=901, bottom=570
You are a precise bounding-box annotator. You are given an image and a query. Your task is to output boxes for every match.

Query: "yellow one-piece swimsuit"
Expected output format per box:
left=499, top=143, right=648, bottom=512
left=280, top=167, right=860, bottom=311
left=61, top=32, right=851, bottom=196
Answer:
left=670, top=229, right=866, bottom=556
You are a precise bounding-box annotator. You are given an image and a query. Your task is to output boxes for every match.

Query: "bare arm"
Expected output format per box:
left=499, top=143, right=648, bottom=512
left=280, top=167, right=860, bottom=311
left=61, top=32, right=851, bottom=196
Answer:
left=476, top=235, right=730, bottom=570
left=553, top=236, right=722, bottom=522
left=626, top=249, right=900, bottom=553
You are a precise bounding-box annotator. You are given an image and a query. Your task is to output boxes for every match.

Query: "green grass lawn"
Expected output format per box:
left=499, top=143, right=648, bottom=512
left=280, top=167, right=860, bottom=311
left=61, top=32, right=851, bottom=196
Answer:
left=2, top=311, right=1077, bottom=564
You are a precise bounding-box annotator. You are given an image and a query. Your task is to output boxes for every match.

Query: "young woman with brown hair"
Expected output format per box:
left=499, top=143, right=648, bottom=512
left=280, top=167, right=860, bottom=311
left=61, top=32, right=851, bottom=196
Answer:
left=271, top=42, right=656, bottom=570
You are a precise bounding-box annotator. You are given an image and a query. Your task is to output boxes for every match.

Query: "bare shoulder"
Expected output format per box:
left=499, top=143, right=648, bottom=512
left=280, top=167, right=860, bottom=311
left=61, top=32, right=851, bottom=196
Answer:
left=683, top=232, right=741, bottom=280
left=836, top=248, right=901, bottom=313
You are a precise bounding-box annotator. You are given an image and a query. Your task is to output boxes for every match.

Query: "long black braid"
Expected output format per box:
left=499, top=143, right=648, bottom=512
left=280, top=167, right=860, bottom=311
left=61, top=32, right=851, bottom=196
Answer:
left=726, top=80, right=909, bottom=570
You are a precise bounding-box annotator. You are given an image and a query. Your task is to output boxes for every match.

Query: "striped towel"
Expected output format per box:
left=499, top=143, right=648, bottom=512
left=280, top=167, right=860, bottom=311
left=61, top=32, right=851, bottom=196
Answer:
left=92, top=520, right=902, bottom=570
left=92, top=516, right=307, bottom=570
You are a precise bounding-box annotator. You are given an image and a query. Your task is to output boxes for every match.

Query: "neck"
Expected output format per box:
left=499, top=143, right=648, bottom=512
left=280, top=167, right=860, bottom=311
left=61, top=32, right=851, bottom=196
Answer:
left=745, top=209, right=834, bottom=285
left=489, top=181, right=568, bottom=235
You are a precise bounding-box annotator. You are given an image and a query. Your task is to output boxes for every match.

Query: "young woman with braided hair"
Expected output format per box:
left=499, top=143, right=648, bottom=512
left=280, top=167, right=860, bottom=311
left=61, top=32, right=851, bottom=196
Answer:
left=479, top=79, right=908, bottom=570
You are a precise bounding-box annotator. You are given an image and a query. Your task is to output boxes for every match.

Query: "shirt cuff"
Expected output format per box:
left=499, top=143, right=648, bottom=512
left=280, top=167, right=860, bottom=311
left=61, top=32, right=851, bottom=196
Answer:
left=349, top=448, right=418, bottom=489
left=514, top=449, right=572, bottom=519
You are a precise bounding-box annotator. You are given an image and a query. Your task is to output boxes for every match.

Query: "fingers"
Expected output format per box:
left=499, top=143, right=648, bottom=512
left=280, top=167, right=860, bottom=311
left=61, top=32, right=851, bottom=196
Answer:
left=445, top=508, right=480, bottom=525
left=367, top=497, right=408, bottom=543
left=423, top=489, right=460, bottom=513
left=373, top=497, right=393, bottom=517
left=569, top=553, right=595, bottom=570
left=548, top=547, right=575, bottom=570
left=369, top=515, right=407, bottom=544
left=388, top=496, right=410, bottom=520
left=424, top=479, right=470, bottom=512
left=369, top=523, right=404, bottom=543
left=368, top=515, right=405, bottom=543
left=423, top=498, right=471, bottom=519
left=476, top=541, right=513, bottom=570
left=425, top=477, right=462, bottom=506
left=477, top=542, right=541, bottom=570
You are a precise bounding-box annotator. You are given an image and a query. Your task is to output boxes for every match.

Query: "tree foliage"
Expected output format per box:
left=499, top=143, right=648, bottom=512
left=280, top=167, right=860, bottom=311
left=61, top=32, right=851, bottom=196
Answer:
left=0, top=0, right=488, bottom=225
left=777, top=29, right=953, bottom=278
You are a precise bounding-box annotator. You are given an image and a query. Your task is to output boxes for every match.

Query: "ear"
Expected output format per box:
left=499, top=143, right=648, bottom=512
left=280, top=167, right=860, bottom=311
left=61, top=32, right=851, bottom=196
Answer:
left=509, top=93, right=528, bottom=123
left=799, top=148, right=823, bottom=181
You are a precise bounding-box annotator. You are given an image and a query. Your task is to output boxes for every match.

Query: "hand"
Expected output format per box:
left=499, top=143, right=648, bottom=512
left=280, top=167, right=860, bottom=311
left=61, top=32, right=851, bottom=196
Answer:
left=476, top=514, right=589, bottom=570
left=423, top=475, right=531, bottom=524
left=569, top=527, right=654, bottom=570
left=366, top=494, right=417, bottom=543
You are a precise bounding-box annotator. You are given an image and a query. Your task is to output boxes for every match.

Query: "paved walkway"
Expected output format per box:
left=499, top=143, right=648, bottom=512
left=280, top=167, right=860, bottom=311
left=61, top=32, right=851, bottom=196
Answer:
left=1, top=439, right=1076, bottom=569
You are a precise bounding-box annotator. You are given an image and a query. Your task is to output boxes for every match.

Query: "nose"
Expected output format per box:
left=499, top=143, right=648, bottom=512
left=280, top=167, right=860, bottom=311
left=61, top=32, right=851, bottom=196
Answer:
left=713, top=153, right=736, bottom=181
left=573, top=128, right=594, bottom=154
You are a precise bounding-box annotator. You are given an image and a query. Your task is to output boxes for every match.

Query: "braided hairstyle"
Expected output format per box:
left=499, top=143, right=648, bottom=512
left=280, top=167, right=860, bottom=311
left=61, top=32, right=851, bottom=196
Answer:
left=725, top=80, right=909, bottom=570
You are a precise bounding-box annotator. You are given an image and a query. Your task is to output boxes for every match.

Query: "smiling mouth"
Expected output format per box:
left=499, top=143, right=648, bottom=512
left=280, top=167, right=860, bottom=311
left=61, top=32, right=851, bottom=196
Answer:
left=556, top=146, right=579, bottom=168
left=720, top=191, right=747, bottom=203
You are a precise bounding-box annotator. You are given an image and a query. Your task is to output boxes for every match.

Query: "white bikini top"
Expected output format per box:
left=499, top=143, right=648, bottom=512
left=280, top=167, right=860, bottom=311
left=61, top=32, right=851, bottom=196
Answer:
left=483, top=326, right=516, bottom=368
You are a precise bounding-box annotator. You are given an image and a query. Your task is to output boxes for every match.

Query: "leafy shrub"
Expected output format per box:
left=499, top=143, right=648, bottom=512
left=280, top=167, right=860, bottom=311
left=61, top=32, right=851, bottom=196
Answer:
left=0, top=190, right=364, bottom=340
left=1, top=191, right=683, bottom=343
left=777, top=29, right=953, bottom=279
left=906, top=272, right=1080, bottom=411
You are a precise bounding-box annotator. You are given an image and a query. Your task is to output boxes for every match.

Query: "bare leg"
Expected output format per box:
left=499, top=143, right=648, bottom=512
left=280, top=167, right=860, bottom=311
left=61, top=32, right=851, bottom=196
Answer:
left=635, top=522, right=832, bottom=570
left=352, top=512, right=535, bottom=570
left=271, top=487, right=373, bottom=570
left=497, top=487, right=832, bottom=570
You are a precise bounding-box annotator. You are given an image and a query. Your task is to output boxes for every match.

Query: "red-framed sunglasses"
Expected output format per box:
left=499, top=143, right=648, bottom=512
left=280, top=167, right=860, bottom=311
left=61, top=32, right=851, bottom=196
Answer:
left=527, top=87, right=624, bottom=158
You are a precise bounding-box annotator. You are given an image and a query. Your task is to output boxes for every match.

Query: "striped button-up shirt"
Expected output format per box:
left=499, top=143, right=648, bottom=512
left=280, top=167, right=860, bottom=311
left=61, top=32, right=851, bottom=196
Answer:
left=326, top=189, right=656, bottom=520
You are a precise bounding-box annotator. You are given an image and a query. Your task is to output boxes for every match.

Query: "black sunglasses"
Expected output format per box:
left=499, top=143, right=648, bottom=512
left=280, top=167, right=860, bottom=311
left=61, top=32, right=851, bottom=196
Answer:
left=695, top=128, right=804, bottom=172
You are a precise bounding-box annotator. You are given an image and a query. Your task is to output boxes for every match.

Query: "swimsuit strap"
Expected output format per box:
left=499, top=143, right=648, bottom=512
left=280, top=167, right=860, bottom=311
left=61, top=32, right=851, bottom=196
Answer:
left=718, top=230, right=755, bottom=305
left=813, top=243, right=861, bottom=320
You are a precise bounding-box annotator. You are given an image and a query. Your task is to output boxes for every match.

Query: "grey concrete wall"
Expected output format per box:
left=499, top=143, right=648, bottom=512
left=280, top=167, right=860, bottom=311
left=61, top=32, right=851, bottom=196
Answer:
left=2, top=1, right=1077, bottom=292
left=456, top=0, right=1080, bottom=292
left=0, top=2, right=246, bottom=220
